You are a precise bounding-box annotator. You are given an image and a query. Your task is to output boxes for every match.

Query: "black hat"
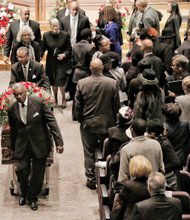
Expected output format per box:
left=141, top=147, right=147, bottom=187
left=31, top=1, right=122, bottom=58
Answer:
left=139, top=68, right=158, bottom=85
left=99, top=54, right=112, bottom=65
left=160, top=27, right=176, bottom=39
left=146, top=119, right=164, bottom=136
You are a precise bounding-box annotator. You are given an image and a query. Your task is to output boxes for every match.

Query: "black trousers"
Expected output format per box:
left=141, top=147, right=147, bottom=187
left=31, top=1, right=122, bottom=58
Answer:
left=65, top=72, right=76, bottom=100
left=80, top=125, right=107, bottom=183
left=15, top=146, right=47, bottom=202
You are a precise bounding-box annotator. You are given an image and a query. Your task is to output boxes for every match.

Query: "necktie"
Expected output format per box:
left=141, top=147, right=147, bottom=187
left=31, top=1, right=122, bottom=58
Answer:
left=23, top=65, right=28, bottom=81
left=71, top=17, right=76, bottom=46
left=20, top=103, right=27, bottom=124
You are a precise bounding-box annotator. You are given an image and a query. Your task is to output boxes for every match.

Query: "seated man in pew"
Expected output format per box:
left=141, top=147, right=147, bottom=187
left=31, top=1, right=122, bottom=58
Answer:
left=130, top=172, right=182, bottom=220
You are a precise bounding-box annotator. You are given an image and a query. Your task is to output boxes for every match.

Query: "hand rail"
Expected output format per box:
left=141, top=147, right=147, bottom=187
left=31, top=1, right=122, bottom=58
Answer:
left=12, top=1, right=30, bottom=7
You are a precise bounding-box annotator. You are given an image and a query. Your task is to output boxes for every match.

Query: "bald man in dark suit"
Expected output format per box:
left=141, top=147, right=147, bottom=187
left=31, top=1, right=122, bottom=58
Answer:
left=130, top=172, right=182, bottom=220
left=74, top=58, right=120, bottom=189
left=8, top=83, right=64, bottom=210
left=60, top=1, right=90, bottom=46
left=56, top=0, right=86, bottom=22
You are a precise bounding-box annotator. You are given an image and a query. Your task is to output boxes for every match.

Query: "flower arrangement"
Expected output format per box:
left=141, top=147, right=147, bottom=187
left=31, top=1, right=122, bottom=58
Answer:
left=0, top=0, right=18, bottom=54
left=98, top=0, right=130, bottom=30
left=49, top=0, right=66, bottom=18
left=0, top=82, right=56, bottom=126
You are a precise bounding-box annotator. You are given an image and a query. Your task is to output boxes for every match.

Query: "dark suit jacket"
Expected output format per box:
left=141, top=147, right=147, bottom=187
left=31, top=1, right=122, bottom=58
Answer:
left=4, top=19, right=41, bottom=58
left=60, top=14, right=90, bottom=43
left=138, top=53, right=164, bottom=86
left=153, top=39, right=174, bottom=75
left=11, top=41, right=41, bottom=64
left=110, top=178, right=150, bottom=220
left=130, top=194, right=182, bottom=220
left=56, top=7, right=85, bottom=22
left=10, top=60, right=50, bottom=90
left=74, top=74, right=120, bottom=134
left=140, top=6, right=160, bottom=35
left=72, top=39, right=95, bottom=82
left=8, top=96, right=63, bottom=159
left=164, top=120, right=190, bottom=167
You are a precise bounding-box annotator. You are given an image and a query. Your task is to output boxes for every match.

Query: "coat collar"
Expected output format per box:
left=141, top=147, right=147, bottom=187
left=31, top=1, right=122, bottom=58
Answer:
left=17, top=61, right=34, bottom=81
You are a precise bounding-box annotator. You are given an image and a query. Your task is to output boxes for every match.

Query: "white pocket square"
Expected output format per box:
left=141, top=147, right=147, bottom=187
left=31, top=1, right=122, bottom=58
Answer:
left=33, top=112, right=39, bottom=118
left=32, top=74, right=37, bottom=79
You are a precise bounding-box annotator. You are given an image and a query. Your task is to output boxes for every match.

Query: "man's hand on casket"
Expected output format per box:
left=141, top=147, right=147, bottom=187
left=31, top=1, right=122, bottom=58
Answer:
left=8, top=148, right=15, bottom=159
left=56, top=146, right=64, bottom=154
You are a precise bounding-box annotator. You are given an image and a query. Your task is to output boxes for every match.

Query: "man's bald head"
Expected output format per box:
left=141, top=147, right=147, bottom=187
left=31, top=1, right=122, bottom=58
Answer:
left=69, top=1, right=80, bottom=16
left=90, top=58, right=104, bottom=75
left=142, top=39, right=153, bottom=53
left=20, top=7, right=30, bottom=23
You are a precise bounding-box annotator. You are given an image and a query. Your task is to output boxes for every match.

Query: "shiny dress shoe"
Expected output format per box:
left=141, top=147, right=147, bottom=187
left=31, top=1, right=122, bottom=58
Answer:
left=19, top=196, right=26, bottom=206
left=29, top=201, right=38, bottom=211
left=86, top=180, right=96, bottom=190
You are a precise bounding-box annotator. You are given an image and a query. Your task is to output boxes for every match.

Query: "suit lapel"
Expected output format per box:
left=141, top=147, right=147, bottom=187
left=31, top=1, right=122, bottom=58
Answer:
left=27, top=97, right=35, bottom=123
left=77, top=14, right=81, bottom=33
left=63, top=8, right=66, bottom=17
left=67, top=15, right=71, bottom=35
left=13, top=102, right=22, bottom=122
left=29, top=20, right=34, bottom=30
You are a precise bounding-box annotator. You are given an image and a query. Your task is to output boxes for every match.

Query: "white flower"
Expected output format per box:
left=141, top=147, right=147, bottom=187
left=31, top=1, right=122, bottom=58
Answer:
left=1, top=11, right=7, bottom=17
left=8, top=3, right=14, bottom=10
left=1, top=27, right=6, bottom=35
left=13, top=13, right=18, bottom=19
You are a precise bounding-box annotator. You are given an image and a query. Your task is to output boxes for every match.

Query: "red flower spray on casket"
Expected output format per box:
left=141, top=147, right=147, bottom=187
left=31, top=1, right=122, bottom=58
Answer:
left=0, top=0, right=18, bottom=54
left=0, top=82, right=56, bottom=126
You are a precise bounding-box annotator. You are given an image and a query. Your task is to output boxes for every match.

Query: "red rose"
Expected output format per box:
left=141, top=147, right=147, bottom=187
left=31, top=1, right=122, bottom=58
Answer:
left=33, top=87, right=40, bottom=93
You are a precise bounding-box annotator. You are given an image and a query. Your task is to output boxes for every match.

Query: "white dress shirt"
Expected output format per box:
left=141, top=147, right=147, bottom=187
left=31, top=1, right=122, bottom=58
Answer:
left=19, top=97, right=28, bottom=124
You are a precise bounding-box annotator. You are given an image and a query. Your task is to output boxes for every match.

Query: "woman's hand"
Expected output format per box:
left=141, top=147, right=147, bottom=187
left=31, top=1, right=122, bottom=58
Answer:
left=57, top=53, right=65, bottom=60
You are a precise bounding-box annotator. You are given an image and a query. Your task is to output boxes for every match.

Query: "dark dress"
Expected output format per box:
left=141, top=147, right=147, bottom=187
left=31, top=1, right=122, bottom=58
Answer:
left=162, top=14, right=181, bottom=50
left=41, top=30, right=71, bottom=86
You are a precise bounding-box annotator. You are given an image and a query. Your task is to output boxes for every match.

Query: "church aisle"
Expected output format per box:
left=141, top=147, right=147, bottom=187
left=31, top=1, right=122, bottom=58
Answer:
left=0, top=71, right=99, bottom=220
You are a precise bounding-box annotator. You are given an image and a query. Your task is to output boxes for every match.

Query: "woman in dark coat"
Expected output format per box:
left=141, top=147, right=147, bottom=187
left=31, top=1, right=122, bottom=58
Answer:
left=12, top=26, right=40, bottom=64
left=162, top=0, right=182, bottom=50
left=41, top=18, right=72, bottom=108
left=110, top=155, right=151, bottom=220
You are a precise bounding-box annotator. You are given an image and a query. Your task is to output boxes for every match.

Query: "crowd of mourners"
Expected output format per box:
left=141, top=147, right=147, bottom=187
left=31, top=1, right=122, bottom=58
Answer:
left=2, top=0, right=190, bottom=218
